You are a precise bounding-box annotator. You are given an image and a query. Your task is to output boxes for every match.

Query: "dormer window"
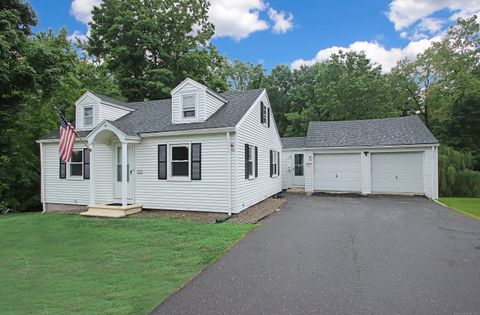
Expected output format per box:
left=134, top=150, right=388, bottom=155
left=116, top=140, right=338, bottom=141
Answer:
left=83, top=106, right=93, bottom=127
left=182, top=95, right=196, bottom=118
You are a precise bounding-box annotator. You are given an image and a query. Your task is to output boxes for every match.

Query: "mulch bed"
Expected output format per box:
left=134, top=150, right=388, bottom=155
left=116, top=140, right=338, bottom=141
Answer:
left=228, top=196, right=287, bottom=224
left=131, top=209, right=225, bottom=223
left=132, top=195, right=287, bottom=224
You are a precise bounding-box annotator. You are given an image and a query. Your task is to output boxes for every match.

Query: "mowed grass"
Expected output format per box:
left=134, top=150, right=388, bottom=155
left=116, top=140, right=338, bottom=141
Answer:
left=0, top=213, right=254, bottom=314
left=439, top=197, right=480, bottom=220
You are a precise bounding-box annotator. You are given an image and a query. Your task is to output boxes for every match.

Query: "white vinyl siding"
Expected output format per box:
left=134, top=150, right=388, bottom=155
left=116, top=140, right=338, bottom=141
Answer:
left=134, top=133, right=231, bottom=212
left=204, top=92, right=225, bottom=120
left=42, top=142, right=89, bottom=205
left=235, top=91, right=282, bottom=212
left=76, top=93, right=130, bottom=131
left=171, top=82, right=205, bottom=124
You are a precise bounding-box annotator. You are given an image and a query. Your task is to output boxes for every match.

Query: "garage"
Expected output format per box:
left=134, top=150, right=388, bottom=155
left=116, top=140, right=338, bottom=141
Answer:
left=281, top=116, right=439, bottom=199
left=371, top=152, right=424, bottom=194
left=314, top=153, right=361, bottom=192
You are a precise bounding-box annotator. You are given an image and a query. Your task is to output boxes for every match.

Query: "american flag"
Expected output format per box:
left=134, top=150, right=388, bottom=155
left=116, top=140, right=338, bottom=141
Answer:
left=59, top=115, right=77, bottom=162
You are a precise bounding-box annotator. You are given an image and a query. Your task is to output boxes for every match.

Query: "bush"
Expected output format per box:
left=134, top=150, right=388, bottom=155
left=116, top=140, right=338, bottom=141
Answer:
left=439, top=146, right=480, bottom=197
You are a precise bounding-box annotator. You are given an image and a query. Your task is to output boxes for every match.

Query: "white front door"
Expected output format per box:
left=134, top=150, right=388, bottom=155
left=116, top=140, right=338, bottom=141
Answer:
left=293, top=153, right=305, bottom=186
left=114, top=145, right=134, bottom=201
left=371, top=152, right=424, bottom=194
left=314, top=153, right=361, bottom=192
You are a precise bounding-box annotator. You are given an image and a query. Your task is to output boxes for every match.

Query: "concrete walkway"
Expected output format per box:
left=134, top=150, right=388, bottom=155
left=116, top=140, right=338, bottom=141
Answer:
left=152, top=193, right=480, bottom=314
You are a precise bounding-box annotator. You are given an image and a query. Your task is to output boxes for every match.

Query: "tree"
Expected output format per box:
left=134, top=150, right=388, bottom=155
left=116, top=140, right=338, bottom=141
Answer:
left=284, top=51, right=399, bottom=136
left=226, top=60, right=266, bottom=91
left=263, top=65, right=293, bottom=135
left=87, top=0, right=227, bottom=101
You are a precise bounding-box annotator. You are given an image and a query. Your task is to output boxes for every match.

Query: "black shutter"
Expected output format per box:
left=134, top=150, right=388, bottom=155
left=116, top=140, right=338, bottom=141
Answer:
left=245, top=143, right=249, bottom=179
left=277, top=152, right=280, bottom=175
left=59, top=158, right=66, bottom=179
left=267, top=107, right=270, bottom=127
left=158, top=144, right=167, bottom=179
left=191, top=143, right=201, bottom=180
left=260, top=102, right=264, bottom=124
left=270, top=150, right=273, bottom=177
left=255, top=146, right=258, bottom=178
left=83, top=148, right=90, bottom=179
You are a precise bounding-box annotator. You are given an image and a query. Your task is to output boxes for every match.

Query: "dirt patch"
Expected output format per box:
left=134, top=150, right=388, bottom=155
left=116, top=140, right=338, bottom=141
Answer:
left=132, top=209, right=226, bottom=223
left=228, top=196, right=287, bottom=224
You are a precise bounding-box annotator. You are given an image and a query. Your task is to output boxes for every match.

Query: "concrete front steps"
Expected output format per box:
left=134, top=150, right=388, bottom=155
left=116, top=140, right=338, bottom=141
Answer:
left=80, top=204, right=142, bottom=218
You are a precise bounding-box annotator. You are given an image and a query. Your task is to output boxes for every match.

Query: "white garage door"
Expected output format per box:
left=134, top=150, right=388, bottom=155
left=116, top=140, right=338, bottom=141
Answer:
left=371, top=152, right=424, bottom=194
left=314, top=154, right=361, bottom=192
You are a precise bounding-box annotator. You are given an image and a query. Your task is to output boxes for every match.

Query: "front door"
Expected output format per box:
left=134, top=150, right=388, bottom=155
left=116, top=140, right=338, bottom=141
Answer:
left=114, top=145, right=134, bottom=201
left=293, top=153, right=305, bottom=186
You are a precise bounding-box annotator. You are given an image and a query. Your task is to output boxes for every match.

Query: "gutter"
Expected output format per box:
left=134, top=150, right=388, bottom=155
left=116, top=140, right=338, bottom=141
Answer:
left=140, top=127, right=235, bottom=138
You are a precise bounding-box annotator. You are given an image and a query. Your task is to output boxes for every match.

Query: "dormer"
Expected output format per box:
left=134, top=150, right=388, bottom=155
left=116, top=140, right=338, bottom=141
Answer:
left=75, top=91, right=134, bottom=131
left=171, top=78, right=227, bottom=124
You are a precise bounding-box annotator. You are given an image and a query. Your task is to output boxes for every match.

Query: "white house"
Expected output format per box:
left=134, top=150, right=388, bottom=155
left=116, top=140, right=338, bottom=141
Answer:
left=37, top=78, right=283, bottom=215
left=281, top=116, right=439, bottom=199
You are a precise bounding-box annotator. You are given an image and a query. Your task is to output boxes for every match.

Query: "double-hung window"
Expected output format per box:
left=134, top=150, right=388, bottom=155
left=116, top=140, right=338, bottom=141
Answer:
left=158, top=143, right=202, bottom=180
left=245, top=144, right=258, bottom=179
left=182, top=95, right=196, bottom=118
left=59, top=149, right=90, bottom=179
left=270, top=150, right=279, bottom=177
left=83, top=106, right=93, bottom=127
left=171, top=145, right=190, bottom=177
left=260, top=102, right=270, bottom=127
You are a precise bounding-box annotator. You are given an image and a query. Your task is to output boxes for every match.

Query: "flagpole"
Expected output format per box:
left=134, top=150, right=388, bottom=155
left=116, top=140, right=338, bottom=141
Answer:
left=53, top=106, right=91, bottom=151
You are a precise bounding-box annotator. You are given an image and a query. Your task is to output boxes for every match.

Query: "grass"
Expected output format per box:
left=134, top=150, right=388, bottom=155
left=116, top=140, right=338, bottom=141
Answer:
left=438, top=197, right=480, bottom=220
left=0, top=213, right=254, bottom=314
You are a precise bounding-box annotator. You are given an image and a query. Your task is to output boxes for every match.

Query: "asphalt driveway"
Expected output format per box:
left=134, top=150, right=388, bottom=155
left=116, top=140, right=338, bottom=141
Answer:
left=152, top=193, right=480, bottom=314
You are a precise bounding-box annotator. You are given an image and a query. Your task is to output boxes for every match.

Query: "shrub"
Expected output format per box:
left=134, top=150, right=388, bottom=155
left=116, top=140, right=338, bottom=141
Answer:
left=439, top=146, right=480, bottom=197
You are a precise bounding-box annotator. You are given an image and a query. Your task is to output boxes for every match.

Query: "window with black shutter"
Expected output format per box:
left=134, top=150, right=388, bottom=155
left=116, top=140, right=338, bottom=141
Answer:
left=83, top=148, right=90, bottom=179
left=158, top=144, right=167, bottom=179
left=191, top=143, right=201, bottom=180
left=59, top=158, right=66, bottom=179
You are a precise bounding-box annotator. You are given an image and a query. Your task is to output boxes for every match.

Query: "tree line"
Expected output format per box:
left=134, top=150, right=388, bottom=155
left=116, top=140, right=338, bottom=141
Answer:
left=1, top=0, right=479, bottom=211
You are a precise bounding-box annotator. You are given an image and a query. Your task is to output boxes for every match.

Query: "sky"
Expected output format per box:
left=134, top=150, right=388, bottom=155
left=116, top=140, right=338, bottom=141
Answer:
left=28, top=0, right=480, bottom=72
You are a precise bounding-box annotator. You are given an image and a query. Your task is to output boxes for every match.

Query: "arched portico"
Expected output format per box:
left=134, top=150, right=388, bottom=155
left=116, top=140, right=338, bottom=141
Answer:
left=86, top=121, right=141, bottom=208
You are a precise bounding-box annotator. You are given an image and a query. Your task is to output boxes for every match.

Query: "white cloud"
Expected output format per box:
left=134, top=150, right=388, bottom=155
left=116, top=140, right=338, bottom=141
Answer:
left=69, top=0, right=293, bottom=41
left=70, top=0, right=102, bottom=24
left=387, top=0, right=480, bottom=39
left=268, top=8, right=293, bottom=34
left=291, top=37, right=441, bottom=72
left=209, top=0, right=269, bottom=39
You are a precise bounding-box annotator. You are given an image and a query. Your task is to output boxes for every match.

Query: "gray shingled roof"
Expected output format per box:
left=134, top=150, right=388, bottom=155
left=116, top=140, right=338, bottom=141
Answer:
left=281, top=137, right=306, bottom=149
left=281, top=116, right=438, bottom=149
left=90, top=92, right=134, bottom=110
left=40, top=89, right=264, bottom=139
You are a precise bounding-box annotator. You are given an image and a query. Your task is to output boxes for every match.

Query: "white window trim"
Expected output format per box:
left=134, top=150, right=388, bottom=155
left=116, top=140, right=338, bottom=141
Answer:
left=181, top=94, right=198, bottom=120
left=168, top=143, right=191, bottom=181
left=248, top=144, right=256, bottom=180
left=272, top=150, right=279, bottom=177
left=83, top=106, right=94, bottom=128
left=67, top=148, right=84, bottom=180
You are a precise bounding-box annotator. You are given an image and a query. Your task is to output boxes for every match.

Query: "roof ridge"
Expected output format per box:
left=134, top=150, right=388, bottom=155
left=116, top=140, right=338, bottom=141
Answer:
left=308, top=115, right=418, bottom=125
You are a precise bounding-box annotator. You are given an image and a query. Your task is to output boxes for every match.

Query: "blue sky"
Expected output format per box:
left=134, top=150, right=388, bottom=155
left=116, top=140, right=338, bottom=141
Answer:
left=28, top=0, right=479, bottom=72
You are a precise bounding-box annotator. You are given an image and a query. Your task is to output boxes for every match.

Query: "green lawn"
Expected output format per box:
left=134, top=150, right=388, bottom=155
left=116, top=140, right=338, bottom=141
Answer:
left=0, top=213, right=254, bottom=314
left=439, top=197, right=480, bottom=220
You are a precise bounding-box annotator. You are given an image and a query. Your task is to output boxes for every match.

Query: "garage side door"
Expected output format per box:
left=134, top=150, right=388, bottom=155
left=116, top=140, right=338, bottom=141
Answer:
left=314, top=154, right=361, bottom=192
left=371, top=152, right=424, bottom=194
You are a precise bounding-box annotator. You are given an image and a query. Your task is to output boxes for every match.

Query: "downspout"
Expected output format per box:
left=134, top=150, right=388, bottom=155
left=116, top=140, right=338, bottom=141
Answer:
left=432, top=146, right=435, bottom=200
left=217, top=132, right=232, bottom=223
left=40, top=143, right=46, bottom=213
left=226, top=131, right=232, bottom=216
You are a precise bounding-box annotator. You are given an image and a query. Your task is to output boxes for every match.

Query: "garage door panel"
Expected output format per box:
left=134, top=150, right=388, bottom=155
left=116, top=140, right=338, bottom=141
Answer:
left=371, top=152, right=424, bottom=194
left=314, top=154, right=361, bottom=192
